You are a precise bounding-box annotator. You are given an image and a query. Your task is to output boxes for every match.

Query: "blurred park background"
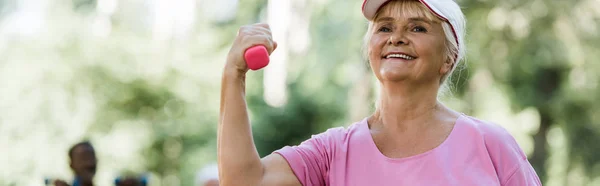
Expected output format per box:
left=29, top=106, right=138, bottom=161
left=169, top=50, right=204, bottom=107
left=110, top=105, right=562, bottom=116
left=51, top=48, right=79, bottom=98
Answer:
left=0, top=0, right=599, bottom=185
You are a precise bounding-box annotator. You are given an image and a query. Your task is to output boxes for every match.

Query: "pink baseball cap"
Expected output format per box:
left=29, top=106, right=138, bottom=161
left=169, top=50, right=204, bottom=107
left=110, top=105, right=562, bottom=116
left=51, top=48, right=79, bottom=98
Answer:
left=361, top=0, right=466, bottom=62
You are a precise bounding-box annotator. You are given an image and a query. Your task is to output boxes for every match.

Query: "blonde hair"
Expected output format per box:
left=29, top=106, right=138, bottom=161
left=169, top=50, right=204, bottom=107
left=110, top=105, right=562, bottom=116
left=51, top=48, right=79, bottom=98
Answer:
left=362, top=0, right=462, bottom=91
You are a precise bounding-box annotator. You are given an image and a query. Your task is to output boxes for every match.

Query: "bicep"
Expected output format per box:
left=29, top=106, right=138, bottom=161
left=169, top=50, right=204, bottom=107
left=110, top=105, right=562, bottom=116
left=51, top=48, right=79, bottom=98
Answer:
left=260, top=153, right=302, bottom=186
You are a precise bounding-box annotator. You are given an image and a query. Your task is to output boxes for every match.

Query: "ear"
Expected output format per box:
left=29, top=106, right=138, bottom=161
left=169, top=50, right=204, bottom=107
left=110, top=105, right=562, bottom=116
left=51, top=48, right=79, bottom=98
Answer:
left=439, top=58, right=454, bottom=75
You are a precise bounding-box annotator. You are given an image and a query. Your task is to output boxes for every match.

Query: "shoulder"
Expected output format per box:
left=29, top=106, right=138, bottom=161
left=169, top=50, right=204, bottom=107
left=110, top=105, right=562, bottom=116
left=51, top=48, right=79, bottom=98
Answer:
left=306, top=118, right=366, bottom=144
left=459, top=115, right=527, bottom=159
left=459, top=115, right=537, bottom=183
left=459, top=115, right=527, bottom=158
left=271, top=119, right=369, bottom=186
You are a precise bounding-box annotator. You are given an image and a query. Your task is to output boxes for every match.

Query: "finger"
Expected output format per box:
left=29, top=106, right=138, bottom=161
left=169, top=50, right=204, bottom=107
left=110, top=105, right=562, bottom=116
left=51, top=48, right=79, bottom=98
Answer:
left=239, top=33, right=273, bottom=53
left=255, top=23, right=270, bottom=30
left=240, top=26, right=272, bottom=39
left=237, top=25, right=250, bottom=35
left=272, top=41, right=278, bottom=54
left=253, top=33, right=275, bottom=55
left=252, top=37, right=275, bottom=55
left=253, top=26, right=272, bottom=36
left=243, top=35, right=275, bottom=54
left=240, top=29, right=272, bottom=41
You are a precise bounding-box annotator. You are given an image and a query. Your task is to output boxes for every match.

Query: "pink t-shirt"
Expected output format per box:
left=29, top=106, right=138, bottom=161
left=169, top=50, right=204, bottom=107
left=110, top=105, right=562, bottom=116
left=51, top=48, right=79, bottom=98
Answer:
left=274, top=114, right=542, bottom=186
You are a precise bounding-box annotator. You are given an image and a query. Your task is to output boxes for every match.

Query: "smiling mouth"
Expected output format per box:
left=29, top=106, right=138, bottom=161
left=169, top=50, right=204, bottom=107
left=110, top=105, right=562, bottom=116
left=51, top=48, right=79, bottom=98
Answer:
left=384, top=53, right=417, bottom=60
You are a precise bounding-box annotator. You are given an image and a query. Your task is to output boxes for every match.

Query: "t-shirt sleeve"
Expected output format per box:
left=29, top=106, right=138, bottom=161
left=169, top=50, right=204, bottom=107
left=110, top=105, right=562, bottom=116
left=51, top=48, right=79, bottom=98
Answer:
left=502, top=159, right=542, bottom=186
left=273, top=127, right=343, bottom=186
left=479, top=120, right=542, bottom=186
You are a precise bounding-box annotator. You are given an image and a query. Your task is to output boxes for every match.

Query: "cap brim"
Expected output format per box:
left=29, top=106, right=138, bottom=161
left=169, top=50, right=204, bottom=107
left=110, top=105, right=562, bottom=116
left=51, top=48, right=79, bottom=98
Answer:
left=362, top=0, right=448, bottom=21
left=362, top=0, right=388, bottom=21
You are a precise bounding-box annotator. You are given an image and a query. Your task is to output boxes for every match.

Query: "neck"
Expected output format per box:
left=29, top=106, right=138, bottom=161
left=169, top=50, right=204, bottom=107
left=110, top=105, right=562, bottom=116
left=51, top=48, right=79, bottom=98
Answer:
left=371, top=80, right=442, bottom=132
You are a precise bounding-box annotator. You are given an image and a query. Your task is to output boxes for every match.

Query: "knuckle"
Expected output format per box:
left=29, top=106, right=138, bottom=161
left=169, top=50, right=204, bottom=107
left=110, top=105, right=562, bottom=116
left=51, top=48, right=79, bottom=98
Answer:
left=240, top=36, right=251, bottom=44
left=238, top=26, right=249, bottom=34
left=260, top=27, right=272, bottom=35
left=259, top=37, right=270, bottom=45
left=256, top=23, right=270, bottom=28
left=264, top=33, right=273, bottom=39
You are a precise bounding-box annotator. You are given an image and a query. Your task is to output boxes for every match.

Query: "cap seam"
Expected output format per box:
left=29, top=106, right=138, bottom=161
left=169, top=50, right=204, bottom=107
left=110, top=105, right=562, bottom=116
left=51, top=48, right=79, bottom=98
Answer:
left=417, top=0, right=461, bottom=62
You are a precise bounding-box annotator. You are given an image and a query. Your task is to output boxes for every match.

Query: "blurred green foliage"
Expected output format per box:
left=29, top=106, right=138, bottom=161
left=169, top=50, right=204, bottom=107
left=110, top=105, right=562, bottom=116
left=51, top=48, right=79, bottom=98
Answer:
left=0, top=0, right=599, bottom=185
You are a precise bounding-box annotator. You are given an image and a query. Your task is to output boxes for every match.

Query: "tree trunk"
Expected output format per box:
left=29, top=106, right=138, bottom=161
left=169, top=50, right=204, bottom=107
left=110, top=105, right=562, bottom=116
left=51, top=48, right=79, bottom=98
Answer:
left=530, top=110, right=551, bottom=183
left=264, top=0, right=292, bottom=107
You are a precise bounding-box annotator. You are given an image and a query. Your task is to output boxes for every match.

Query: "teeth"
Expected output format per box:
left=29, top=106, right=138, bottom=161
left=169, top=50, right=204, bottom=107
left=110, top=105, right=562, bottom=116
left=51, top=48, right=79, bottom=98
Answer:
left=386, top=54, right=415, bottom=60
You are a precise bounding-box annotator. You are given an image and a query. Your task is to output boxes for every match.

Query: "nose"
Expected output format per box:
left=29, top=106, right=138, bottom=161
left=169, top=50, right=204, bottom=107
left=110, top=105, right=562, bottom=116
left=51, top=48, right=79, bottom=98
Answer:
left=388, top=31, right=408, bottom=46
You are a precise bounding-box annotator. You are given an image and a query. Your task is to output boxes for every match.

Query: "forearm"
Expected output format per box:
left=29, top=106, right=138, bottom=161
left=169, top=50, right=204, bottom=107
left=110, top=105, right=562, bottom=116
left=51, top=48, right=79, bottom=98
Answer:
left=218, top=69, right=264, bottom=185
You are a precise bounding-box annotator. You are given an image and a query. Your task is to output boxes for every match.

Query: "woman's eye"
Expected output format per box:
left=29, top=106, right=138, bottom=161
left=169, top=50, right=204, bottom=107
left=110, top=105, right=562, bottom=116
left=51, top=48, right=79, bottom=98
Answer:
left=412, top=26, right=427, bottom=33
left=378, top=26, right=392, bottom=32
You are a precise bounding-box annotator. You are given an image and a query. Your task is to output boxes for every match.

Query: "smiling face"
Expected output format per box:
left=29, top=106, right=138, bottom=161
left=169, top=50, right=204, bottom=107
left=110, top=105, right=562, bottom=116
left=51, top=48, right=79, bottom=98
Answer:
left=367, top=0, right=452, bottom=85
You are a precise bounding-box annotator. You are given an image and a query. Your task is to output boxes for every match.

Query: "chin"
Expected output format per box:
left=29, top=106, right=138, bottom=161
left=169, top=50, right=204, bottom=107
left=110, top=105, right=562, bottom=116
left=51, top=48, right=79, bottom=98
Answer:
left=378, top=68, right=410, bottom=82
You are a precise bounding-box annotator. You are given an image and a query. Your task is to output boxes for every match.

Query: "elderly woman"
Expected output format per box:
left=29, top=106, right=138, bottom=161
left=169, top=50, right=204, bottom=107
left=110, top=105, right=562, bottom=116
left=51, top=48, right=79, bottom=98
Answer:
left=218, top=0, right=541, bottom=185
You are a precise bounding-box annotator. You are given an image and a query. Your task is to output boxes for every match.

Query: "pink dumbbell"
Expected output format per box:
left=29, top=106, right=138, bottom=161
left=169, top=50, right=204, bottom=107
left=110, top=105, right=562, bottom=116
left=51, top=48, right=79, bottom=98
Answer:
left=244, top=45, right=270, bottom=70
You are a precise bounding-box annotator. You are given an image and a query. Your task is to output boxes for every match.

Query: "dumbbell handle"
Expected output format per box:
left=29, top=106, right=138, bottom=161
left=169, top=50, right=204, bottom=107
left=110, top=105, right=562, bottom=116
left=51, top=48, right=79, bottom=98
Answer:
left=244, top=45, right=270, bottom=70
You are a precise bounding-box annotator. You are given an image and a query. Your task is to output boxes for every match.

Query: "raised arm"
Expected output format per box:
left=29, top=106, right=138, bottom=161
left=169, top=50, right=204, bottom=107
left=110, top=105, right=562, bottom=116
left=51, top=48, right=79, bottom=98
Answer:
left=218, top=23, right=301, bottom=186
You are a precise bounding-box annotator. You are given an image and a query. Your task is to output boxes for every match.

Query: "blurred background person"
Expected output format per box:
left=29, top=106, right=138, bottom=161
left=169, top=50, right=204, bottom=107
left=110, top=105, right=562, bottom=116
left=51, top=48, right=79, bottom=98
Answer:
left=48, top=141, right=97, bottom=186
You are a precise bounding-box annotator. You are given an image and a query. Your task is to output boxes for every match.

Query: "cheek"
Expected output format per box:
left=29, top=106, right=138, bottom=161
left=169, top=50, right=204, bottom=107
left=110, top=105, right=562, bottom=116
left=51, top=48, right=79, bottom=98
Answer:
left=368, top=36, right=387, bottom=62
left=416, top=37, right=446, bottom=65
